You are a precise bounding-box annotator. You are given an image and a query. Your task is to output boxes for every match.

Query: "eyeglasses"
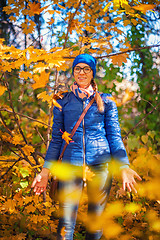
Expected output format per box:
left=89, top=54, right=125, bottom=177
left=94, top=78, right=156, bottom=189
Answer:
left=74, top=66, right=92, bottom=74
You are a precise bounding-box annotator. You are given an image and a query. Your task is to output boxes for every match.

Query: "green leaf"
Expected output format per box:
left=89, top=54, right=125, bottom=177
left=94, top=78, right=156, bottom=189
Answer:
left=20, top=180, right=28, bottom=189
left=127, top=136, right=139, bottom=150
left=141, top=135, right=148, bottom=144
left=19, top=168, right=30, bottom=178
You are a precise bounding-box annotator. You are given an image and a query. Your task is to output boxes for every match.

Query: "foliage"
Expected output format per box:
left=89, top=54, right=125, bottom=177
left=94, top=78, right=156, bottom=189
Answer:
left=0, top=0, right=160, bottom=239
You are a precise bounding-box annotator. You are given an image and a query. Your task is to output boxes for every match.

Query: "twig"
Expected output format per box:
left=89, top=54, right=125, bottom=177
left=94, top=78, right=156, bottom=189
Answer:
left=0, top=108, right=52, bottom=129
left=3, top=73, right=28, bottom=144
left=63, top=0, right=83, bottom=49
left=0, top=112, right=13, bottom=136
left=0, top=158, right=22, bottom=180
left=62, top=43, right=160, bottom=59
left=34, top=126, right=46, bottom=144
left=123, top=101, right=160, bottom=140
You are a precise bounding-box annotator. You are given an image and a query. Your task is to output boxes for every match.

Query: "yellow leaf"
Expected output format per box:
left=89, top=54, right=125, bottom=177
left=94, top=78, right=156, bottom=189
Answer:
left=12, top=134, right=23, bottom=145
left=103, top=2, right=112, bottom=12
left=21, top=145, right=35, bottom=156
left=52, top=98, right=62, bottom=109
left=37, top=91, right=53, bottom=107
left=107, top=96, right=122, bottom=107
left=133, top=4, right=155, bottom=14
left=32, top=71, right=50, bottom=89
left=62, top=131, right=72, bottom=144
left=122, top=88, right=134, bottom=104
left=141, top=135, right=148, bottom=144
left=125, top=203, right=141, bottom=213
left=19, top=71, right=32, bottom=80
left=0, top=85, right=7, bottom=96
left=83, top=166, right=95, bottom=182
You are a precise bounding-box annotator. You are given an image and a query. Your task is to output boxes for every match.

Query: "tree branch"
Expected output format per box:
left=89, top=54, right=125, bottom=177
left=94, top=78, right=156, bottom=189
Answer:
left=0, top=108, right=52, bottom=129
left=123, top=101, right=160, bottom=140
left=3, top=73, right=28, bottom=144
left=63, top=0, right=83, bottom=49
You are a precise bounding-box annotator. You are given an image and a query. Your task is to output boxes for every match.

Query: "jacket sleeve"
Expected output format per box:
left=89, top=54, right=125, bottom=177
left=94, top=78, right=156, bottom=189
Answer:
left=104, top=98, right=130, bottom=165
left=43, top=103, right=64, bottom=169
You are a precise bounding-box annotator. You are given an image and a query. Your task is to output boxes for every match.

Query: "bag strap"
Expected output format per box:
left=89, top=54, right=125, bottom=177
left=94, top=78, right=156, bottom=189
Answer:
left=58, top=97, right=95, bottom=161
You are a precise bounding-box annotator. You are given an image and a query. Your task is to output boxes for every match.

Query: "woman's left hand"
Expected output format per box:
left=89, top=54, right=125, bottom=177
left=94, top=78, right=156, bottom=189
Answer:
left=121, top=167, right=142, bottom=193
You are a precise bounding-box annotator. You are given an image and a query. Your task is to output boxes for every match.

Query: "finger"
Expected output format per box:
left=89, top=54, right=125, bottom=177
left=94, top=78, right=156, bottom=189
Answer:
left=123, top=181, right=126, bottom=191
left=31, top=175, right=41, bottom=188
left=130, top=182, right=137, bottom=194
left=126, top=183, right=131, bottom=192
left=134, top=173, right=142, bottom=181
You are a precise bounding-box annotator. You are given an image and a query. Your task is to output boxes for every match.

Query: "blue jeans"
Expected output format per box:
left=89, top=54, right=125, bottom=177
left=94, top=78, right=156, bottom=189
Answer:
left=57, top=163, right=112, bottom=240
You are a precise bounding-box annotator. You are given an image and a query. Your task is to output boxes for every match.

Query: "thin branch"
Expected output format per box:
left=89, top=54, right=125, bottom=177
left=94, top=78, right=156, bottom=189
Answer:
left=63, top=0, right=83, bottom=49
left=62, top=43, right=160, bottom=59
left=123, top=102, right=160, bottom=140
left=0, top=112, right=13, bottom=136
left=0, top=108, right=52, bottom=129
left=0, top=158, right=22, bottom=180
left=34, top=126, right=46, bottom=145
left=3, top=73, right=28, bottom=144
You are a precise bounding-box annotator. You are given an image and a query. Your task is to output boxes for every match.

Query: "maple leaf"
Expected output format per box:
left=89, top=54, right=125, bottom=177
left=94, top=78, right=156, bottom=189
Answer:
left=19, top=71, right=32, bottom=80
left=28, top=2, right=42, bottom=15
left=62, top=131, right=72, bottom=144
left=32, top=71, right=50, bottom=89
left=37, top=91, right=53, bottom=107
left=111, top=53, right=128, bottom=67
left=21, top=145, right=34, bottom=156
left=0, top=85, right=7, bottom=96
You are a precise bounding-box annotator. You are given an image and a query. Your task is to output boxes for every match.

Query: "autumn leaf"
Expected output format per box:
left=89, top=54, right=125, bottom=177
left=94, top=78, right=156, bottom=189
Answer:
left=122, top=88, right=134, bottom=104
left=28, top=2, right=43, bottom=15
left=103, top=2, right=112, bottom=12
left=125, top=203, right=141, bottom=213
left=37, top=91, right=53, bottom=107
left=111, top=53, right=128, bottom=67
left=32, top=71, right=50, bottom=89
left=21, top=145, right=34, bottom=156
left=83, top=165, right=95, bottom=182
left=133, top=4, right=155, bottom=14
left=0, top=85, right=7, bottom=96
left=62, top=131, right=72, bottom=144
left=19, top=71, right=32, bottom=80
left=52, top=98, right=62, bottom=109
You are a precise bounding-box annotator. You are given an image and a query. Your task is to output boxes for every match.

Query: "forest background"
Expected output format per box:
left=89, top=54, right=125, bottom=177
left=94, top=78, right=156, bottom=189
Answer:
left=0, top=0, right=160, bottom=239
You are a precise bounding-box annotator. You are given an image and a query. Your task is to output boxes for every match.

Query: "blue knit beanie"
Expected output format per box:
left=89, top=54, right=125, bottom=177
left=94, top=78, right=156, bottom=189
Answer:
left=72, top=54, right=97, bottom=78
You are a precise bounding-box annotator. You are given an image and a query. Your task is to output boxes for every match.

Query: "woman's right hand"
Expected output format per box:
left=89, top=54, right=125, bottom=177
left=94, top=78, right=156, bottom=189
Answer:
left=31, top=168, right=50, bottom=195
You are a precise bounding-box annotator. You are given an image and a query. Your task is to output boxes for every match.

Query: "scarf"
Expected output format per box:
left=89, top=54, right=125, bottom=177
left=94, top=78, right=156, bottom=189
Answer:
left=70, top=82, right=94, bottom=100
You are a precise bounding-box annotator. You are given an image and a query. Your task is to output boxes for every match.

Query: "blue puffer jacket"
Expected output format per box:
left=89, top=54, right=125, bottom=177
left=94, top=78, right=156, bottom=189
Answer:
left=43, top=92, right=129, bottom=168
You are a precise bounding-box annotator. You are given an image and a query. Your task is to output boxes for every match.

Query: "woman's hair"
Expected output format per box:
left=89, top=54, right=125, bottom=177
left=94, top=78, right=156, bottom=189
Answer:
left=91, top=79, right=104, bottom=112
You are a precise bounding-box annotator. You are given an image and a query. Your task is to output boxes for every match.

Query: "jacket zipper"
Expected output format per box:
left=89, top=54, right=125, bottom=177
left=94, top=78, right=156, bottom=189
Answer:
left=83, top=101, right=86, bottom=186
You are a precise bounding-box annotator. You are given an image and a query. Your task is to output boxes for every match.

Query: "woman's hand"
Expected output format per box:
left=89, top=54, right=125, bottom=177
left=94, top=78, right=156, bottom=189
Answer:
left=121, top=167, right=142, bottom=193
left=31, top=168, right=50, bottom=195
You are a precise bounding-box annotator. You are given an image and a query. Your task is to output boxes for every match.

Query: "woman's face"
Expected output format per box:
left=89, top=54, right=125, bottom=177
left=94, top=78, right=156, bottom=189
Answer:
left=73, top=63, right=93, bottom=88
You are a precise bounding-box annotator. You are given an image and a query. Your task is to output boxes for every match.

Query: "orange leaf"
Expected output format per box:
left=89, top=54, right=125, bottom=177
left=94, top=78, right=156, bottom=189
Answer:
left=133, top=4, right=155, bottom=14
left=122, top=88, right=134, bottom=104
left=0, top=85, right=7, bottom=96
left=32, top=71, right=50, bottom=89
left=52, top=98, right=62, bottom=109
left=111, top=53, right=128, bottom=67
left=62, top=131, right=72, bottom=144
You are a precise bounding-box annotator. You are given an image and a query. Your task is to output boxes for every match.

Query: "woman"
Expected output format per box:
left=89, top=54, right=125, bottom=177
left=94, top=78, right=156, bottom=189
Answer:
left=32, top=54, right=141, bottom=240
